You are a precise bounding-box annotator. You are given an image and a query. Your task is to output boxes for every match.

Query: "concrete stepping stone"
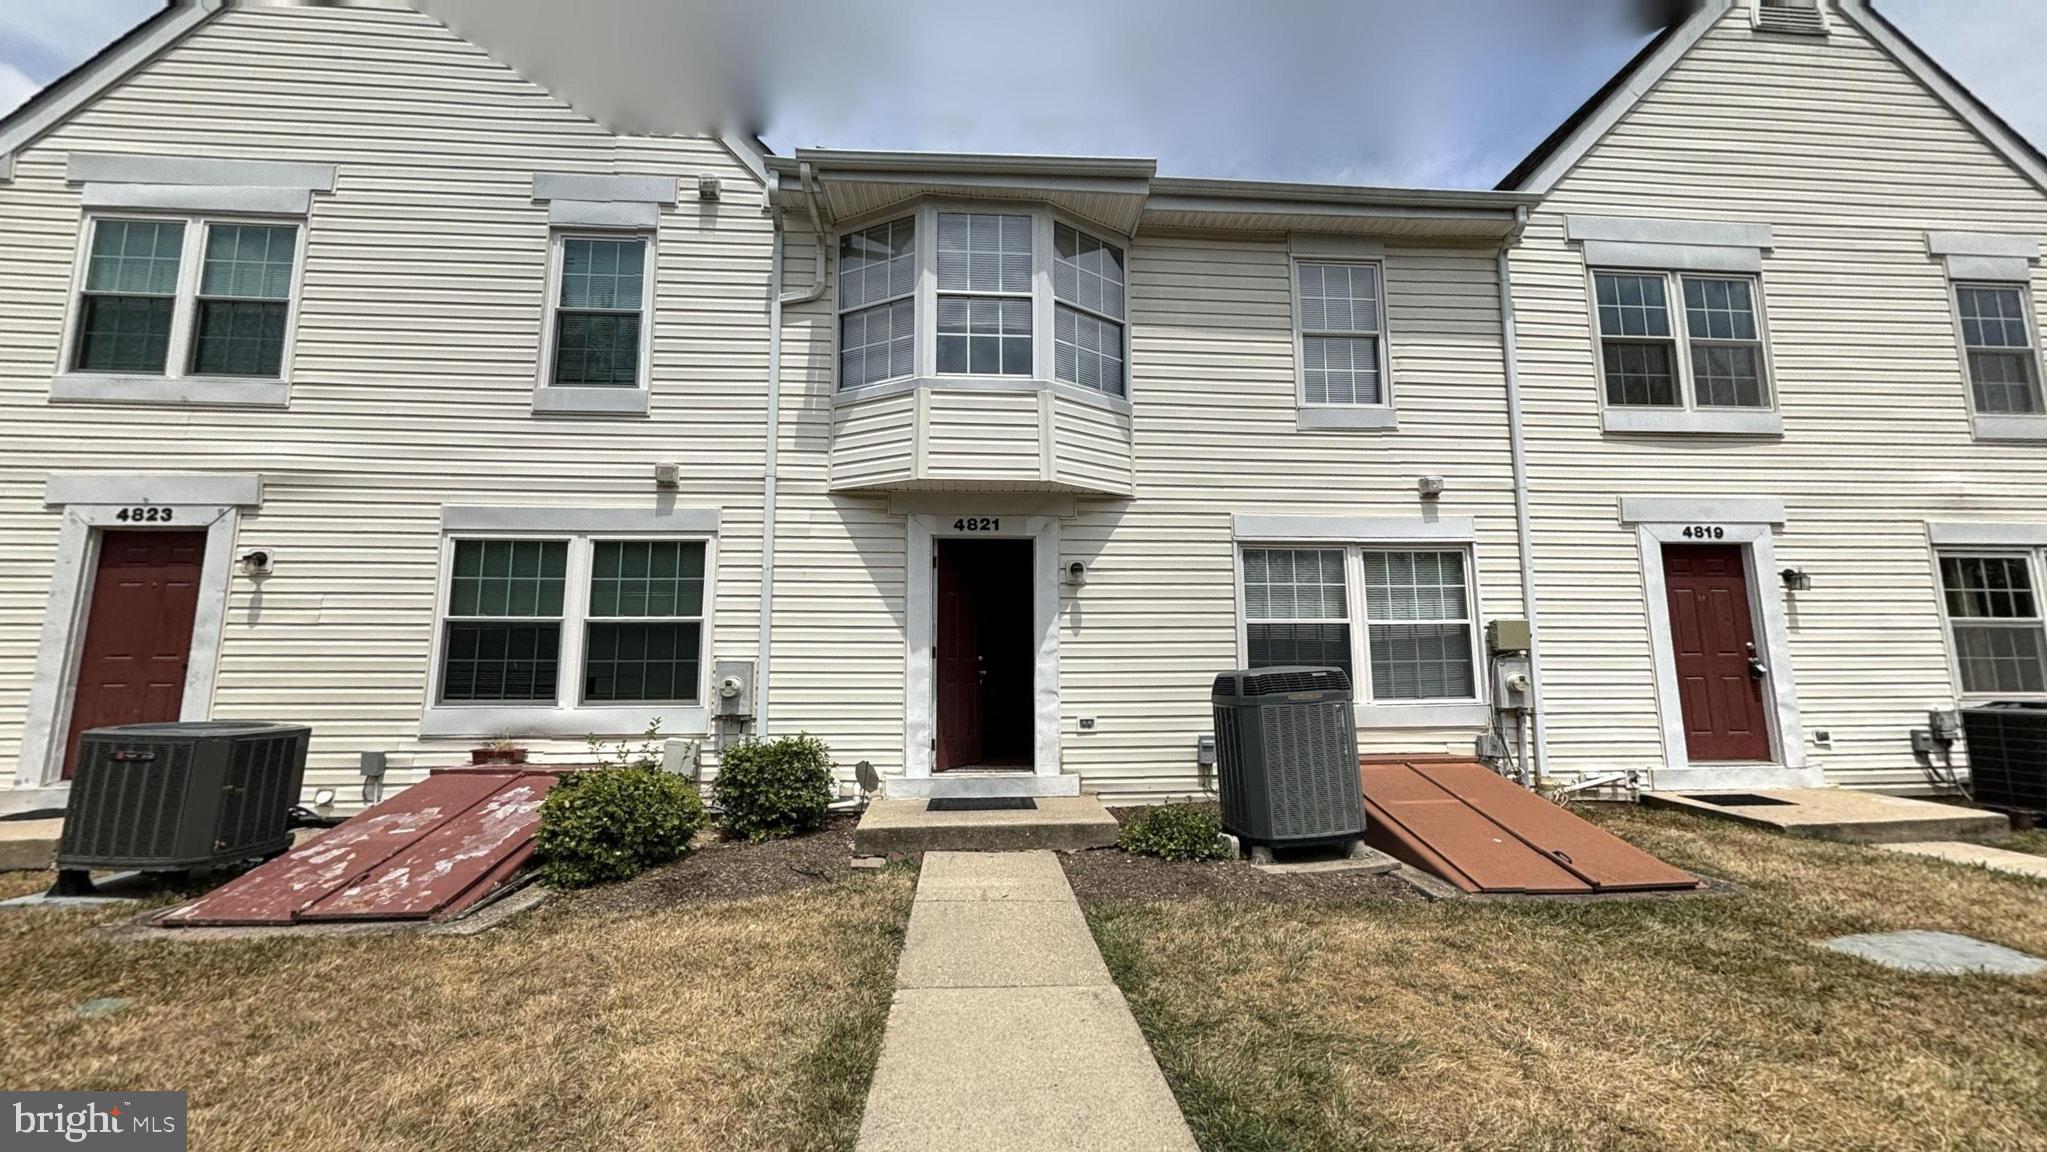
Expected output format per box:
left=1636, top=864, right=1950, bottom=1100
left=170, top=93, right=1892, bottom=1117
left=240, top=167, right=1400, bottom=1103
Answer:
left=1878, top=840, right=2047, bottom=881
left=1820, top=930, right=2046, bottom=976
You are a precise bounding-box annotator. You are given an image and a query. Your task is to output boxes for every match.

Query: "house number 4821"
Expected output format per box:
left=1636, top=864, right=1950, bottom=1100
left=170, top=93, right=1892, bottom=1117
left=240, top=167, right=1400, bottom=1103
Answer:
left=953, top=517, right=1000, bottom=532
left=115, top=506, right=174, bottom=523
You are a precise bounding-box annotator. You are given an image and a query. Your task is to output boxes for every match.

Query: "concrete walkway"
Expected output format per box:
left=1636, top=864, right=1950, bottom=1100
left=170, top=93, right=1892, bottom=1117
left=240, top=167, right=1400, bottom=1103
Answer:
left=1879, top=840, right=2047, bottom=880
left=855, top=851, right=1199, bottom=1152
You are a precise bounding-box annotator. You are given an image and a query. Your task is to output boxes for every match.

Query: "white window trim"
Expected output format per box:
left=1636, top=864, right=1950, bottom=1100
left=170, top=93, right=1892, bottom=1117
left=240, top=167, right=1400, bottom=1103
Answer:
left=420, top=529, right=716, bottom=738
left=1232, top=540, right=1490, bottom=727
left=831, top=200, right=1134, bottom=409
left=532, top=229, right=657, bottom=417
left=51, top=211, right=309, bottom=409
left=1586, top=265, right=1783, bottom=436
left=1944, top=278, right=2047, bottom=442
left=1931, top=547, right=2047, bottom=703
left=1288, top=255, right=1396, bottom=431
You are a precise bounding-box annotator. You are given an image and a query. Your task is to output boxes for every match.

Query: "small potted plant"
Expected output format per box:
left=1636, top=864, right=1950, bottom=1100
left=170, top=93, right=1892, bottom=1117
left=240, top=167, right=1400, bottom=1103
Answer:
left=471, top=738, right=529, bottom=766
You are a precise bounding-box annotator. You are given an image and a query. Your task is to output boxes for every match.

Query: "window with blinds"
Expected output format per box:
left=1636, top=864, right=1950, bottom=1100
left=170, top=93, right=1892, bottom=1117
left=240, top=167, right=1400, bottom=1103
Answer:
left=1938, top=554, right=2047, bottom=694
left=936, top=212, right=1032, bottom=376
left=1295, top=261, right=1385, bottom=406
left=1242, top=548, right=1353, bottom=680
left=839, top=216, right=916, bottom=389
left=1054, top=223, right=1126, bottom=396
left=1362, top=551, right=1477, bottom=700
left=1593, top=269, right=1771, bottom=412
left=551, top=237, right=647, bottom=387
left=71, top=215, right=302, bottom=381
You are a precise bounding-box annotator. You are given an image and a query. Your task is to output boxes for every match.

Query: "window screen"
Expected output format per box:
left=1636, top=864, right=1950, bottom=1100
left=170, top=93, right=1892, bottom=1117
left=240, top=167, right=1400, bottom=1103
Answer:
left=1683, top=276, right=1766, bottom=408
left=1242, top=548, right=1352, bottom=680
left=1296, top=262, right=1382, bottom=405
left=1594, top=272, right=1679, bottom=407
left=1956, top=285, right=2041, bottom=415
left=74, top=219, right=185, bottom=374
left=552, top=237, right=645, bottom=387
left=839, top=218, right=916, bottom=389
left=1362, top=551, right=1476, bottom=700
left=1939, top=555, right=2047, bottom=693
left=936, top=213, right=1031, bottom=376
left=584, top=540, right=706, bottom=704
left=1054, top=223, right=1126, bottom=397
left=190, top=224, right=296, bottom=378
left=441, top=540, right=568, bottom=702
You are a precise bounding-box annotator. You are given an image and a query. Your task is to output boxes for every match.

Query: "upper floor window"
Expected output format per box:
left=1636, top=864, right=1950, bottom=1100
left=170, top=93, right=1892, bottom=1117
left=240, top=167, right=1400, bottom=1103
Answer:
left=1295, top=261, right=1386, bottom=407
left=69, top=215, right=301, bottom=380
left=1593, top=269, right=1769, bottom=411
left=548, top=236, right=649, bottom=389
left=1954, top=283, right=2042, bottom=415
left=834, top=205, right=1128, bottom=399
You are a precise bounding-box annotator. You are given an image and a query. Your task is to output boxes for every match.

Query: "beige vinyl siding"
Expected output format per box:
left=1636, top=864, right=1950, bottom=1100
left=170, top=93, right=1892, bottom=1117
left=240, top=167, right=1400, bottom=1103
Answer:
left=829, top=391, right=918, bottom=489
left=0, top=5, right=771, bottom=800
left=771, top=228, right=1523, bottom=799
left=921, top=390, right=1043, bottom=483
left=1051, top=394, right=1135, bottom=495
left=1513, top=4, right=2047, bottom=790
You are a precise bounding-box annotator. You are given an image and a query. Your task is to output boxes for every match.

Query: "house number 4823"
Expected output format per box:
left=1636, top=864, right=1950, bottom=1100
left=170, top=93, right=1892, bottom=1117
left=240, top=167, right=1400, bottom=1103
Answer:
left=114, top=506, right=174, bottom=523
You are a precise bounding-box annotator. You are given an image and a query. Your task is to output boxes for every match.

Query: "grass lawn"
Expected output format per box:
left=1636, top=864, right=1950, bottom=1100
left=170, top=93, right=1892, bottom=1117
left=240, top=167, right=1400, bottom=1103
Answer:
left=1086, top=806, right=2047, bottom=1152
left=0, top=855, right=913, bottom=1152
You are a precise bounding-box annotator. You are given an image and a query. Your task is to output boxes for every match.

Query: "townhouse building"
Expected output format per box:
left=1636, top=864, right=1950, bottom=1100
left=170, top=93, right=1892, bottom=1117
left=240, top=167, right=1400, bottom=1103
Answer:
left=1, top=0, right=2040, bottom=811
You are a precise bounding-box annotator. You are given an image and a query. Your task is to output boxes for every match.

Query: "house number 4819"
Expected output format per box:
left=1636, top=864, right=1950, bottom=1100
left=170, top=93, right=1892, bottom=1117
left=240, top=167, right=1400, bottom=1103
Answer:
left=1680, top=524, right=1724, bottom=540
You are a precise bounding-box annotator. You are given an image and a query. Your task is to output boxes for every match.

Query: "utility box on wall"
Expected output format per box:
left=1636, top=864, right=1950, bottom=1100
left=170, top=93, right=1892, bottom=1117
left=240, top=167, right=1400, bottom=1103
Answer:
left=712, top=660, right=755, bottom=718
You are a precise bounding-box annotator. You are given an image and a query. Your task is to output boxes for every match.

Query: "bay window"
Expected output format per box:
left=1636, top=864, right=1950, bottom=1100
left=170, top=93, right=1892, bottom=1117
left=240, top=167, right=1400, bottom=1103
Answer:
left=834, top=204, right=1129, bottom=399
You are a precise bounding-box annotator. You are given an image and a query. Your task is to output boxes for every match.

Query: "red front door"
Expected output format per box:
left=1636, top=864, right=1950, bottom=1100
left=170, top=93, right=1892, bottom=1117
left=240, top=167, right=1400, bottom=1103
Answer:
left=62, top=530, right=205, bottom=778
left=1662, top=543, right=1772, bottom=763
left=935, top=542, right=984, bottom=771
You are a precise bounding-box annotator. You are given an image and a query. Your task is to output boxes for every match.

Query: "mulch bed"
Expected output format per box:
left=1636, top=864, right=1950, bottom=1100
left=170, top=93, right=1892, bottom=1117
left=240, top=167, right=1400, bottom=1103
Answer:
left=571, top=814, right=895, bottom=915
left=1060, top=806, right=1421, bottom=905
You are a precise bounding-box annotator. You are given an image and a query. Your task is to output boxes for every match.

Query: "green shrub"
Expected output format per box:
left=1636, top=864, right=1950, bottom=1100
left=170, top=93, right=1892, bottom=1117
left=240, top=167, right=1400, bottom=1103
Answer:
left=536, top=765, right=706, bottom=888
left=715, top=734, right=836, bottom=842
left=1118, top=803, right=1230, bottom=861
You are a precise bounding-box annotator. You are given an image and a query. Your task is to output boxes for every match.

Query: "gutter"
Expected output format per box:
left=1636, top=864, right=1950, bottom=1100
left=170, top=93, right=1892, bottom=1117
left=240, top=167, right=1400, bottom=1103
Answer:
left=1496, top=207, right=1549, bottom=783
left=758, top=162, right=830, bottom=736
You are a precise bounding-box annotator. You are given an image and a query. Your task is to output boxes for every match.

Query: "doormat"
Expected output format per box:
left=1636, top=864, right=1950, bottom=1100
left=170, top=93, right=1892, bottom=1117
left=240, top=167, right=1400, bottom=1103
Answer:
left=1687, top=793, right=1795, bottom=807
left=927, top=797, right=1038, bottom=812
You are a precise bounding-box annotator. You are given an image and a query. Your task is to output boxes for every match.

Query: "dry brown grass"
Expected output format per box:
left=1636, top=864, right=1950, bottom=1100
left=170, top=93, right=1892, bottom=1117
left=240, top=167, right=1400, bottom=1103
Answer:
left=0, top=865, right=914, bottom=1152
left=1087, top=806, right=2047, bottom=1152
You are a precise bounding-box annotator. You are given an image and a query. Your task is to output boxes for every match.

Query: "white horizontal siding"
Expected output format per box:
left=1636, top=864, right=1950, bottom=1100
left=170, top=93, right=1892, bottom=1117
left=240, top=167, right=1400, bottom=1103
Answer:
left=921, top=390, right=1042, bottom=482
left=1516, top=7, right=2047, bottom=790
left=1051, top=394, right=1134, bottom=495
left=0, top=6, right=772, bottom=800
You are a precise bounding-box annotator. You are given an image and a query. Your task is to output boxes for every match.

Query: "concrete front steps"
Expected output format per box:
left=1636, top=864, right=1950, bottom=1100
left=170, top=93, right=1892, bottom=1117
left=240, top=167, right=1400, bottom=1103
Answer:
left=855, top=795, right=1120, bottom=854
left=1643, top=788, right=2008, bottom=844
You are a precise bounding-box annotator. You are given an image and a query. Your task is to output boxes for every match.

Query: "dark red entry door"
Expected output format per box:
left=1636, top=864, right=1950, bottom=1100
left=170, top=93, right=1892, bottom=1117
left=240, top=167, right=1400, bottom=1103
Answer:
left=935, top=543, right=984, bottom=771
left=1662, top=543, right=1772, bottom=762
left=62, top=530, right=205, bottom=778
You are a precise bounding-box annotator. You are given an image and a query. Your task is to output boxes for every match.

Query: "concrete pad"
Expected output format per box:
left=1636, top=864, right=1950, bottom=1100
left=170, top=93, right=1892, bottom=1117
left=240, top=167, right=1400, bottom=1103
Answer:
left=1820, top=930, right=2047, bottom=976
left=1879, top=840, right=2047, bottom=880
left=915, top=850, right=1074, bottom=901
left=1643, top=788, right=2008, bottom=844
left=1252, top=844, right=1401, bottom=876
left=895, top=899, right=1111, bottom=990
left=857, top=985, right=1199, bottom=1152
left=0, top=818, right=62, bottom=872
left=855, top=795, right=1120, bottom=854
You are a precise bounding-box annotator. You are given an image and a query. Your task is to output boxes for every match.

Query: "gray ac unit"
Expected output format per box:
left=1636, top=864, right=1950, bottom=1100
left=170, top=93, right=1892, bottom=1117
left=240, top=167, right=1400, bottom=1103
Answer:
left=1211, top=666, right=1365, bottom=849
left=57, top=721, right=310, bottom=880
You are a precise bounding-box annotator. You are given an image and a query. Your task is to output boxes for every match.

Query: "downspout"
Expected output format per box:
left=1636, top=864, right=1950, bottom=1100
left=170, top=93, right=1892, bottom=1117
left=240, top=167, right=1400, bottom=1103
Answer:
left=1497, top=205, right=1550, bottom=784
left=759, top=163, right=830, bottom=738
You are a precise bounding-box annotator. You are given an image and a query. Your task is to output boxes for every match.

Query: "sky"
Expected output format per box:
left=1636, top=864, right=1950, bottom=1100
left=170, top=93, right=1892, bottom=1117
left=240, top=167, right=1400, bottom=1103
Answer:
left=1, top=0, right=2042, bottom=190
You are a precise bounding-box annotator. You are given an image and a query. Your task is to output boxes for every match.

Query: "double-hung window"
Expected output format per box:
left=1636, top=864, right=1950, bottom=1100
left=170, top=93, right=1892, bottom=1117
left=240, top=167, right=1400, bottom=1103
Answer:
left=1240, top=545, right=1481, bottom=704
left=936, top=212, right=1032, bottom=376
left=433, top=533, right=711, bottom=728
left=1954, top=283, right=2043, bottom=415
left=1296, top=262, right=1387, bottom=407
left=833, top=205, right=1129, bottom=399
left=1592, top=270, right=1770, bottom=412
left=1937, top=554, right=2047, bottom=695
left=549, top=236, right=649, bottom=388
left=68, top=215, right=302, bottom=382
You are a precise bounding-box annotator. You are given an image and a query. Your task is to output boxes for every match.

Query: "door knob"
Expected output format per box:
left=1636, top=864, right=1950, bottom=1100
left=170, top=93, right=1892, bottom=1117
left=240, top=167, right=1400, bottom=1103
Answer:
left=1745, top=642, right=1768, bottom=680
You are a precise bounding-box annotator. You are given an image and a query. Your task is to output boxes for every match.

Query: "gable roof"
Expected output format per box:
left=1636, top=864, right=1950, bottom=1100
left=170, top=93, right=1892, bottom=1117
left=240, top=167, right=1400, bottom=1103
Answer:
left=1496, top=0, right=2047, bottom=198
left=0, top=0, right=770, bottom=186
